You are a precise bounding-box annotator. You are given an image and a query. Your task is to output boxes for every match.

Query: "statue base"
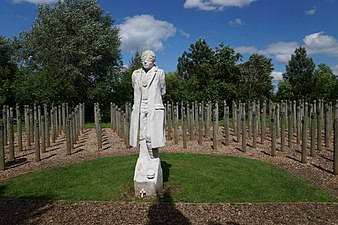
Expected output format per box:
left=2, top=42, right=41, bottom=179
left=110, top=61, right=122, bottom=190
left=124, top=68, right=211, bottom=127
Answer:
left=133, top=141, right=163, bottom=197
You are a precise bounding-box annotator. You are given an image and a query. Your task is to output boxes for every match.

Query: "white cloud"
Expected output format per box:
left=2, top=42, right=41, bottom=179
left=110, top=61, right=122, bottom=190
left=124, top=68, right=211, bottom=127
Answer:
left=258, top=41, right=300, bottom=63
left=118, top=15, right=176, bottom=53
left=332, top=65, right=338, bottom=75
left=179, top=29, right=190, bottom=38
left=303, top=32, right=338, bottom=57
left=229, top=18, right=244, bottom=26
left=305, top=8, right=317, bottom=15
left=235, top=42, right=299, bottom=64
left=184, top=0, right=255, bottom=11
left=271, top=71, right=283, bottom=80
left=11, top=0, right=57, bottom=4
left=235, top=32, right=338, bottom=66
left=234, top=46, right=258, bottom=54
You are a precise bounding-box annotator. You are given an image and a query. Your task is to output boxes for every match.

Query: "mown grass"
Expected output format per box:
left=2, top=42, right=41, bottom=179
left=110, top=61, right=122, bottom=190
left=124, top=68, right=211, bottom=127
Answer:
left=0, top=153, right=336, bottom=203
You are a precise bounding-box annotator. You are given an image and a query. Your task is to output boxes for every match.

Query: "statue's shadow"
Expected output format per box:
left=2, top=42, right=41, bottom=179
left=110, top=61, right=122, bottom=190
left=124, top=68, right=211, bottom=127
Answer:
left=146, top=161, right=192, bottom=225
left=161, top=161, right=171, bottom=183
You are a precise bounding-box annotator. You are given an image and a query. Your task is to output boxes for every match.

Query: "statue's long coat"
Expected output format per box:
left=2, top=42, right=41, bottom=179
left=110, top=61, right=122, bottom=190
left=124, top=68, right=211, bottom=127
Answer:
left=129, top=66, right=166, bottom=148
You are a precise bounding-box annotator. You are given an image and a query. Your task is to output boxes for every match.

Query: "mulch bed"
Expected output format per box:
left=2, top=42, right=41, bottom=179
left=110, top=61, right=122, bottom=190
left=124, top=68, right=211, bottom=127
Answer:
left=0, top=128, right=337, bottom=225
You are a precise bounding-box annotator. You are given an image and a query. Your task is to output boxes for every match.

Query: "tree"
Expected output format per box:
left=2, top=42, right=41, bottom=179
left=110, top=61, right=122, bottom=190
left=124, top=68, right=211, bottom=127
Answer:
left=177, top=38, right=242, bottom=102
left=164, top=71, right=188, bottom=103
left=276, top=80, right=294, bottom=100
left=283, top=47, right=315, bottom=99
left=0, top=36, right=17, bottom=105
left=17, top=0, right=122, bottom=106
left=238, top=54, right=274, bottom=101
left=312, top=63, right=337, bottom=100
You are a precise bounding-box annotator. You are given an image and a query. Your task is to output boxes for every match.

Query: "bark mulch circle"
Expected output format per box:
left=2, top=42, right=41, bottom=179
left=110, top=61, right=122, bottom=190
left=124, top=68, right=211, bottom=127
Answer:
left=0, top=128, right=337, bottom=225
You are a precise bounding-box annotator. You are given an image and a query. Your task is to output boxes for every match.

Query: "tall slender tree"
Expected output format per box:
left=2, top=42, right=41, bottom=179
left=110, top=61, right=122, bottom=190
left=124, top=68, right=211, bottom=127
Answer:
left=239, top=54, right=274, bottom=101
left=283, top=47, right=315, bottom=99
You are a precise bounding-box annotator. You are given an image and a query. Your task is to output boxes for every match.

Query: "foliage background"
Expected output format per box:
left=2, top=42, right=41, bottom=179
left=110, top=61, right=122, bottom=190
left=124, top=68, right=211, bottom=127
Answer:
left=0, top=0, right=337, bottom=122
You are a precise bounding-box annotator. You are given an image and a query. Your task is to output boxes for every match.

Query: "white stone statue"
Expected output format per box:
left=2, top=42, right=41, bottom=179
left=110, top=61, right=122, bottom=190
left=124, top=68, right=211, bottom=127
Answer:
left=130, top=50, right=165, bottom=196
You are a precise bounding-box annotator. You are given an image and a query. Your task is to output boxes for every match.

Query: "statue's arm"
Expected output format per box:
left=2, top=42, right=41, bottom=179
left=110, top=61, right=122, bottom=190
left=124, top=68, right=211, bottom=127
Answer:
left=131, top=71, right=136, bottom=88
left=160, top=69, right=166, bottom=96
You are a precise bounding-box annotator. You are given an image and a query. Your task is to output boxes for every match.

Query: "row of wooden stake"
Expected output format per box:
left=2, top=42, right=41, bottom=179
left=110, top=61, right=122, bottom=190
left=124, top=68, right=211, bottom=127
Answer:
left=0, top=103, right=85, bottom=170
left=110, top=100, right=338, bottom=175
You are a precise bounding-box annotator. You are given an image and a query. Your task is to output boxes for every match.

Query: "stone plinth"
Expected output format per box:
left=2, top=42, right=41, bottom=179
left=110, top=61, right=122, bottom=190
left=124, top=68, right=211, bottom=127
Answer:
left=133, top=141, right=163, bottom=197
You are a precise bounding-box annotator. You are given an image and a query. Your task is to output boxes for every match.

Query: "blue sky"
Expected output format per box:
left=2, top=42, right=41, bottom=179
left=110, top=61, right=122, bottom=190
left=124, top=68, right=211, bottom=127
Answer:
left=1, top=0, right=338, bottom=80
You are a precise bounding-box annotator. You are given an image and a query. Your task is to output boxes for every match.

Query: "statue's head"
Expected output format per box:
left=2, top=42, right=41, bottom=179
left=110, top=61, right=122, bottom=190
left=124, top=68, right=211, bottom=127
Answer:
left=141, top=50, right=156, bottom=71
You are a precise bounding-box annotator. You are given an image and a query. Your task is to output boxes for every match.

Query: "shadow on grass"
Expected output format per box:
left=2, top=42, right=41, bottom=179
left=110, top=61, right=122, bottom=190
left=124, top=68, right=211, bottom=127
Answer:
left=147, top=160, right=191, bottom=225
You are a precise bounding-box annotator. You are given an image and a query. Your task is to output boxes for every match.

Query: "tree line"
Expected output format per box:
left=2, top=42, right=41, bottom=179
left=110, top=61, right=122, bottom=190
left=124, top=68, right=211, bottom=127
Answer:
left=1, top=0, right=337, bottom=121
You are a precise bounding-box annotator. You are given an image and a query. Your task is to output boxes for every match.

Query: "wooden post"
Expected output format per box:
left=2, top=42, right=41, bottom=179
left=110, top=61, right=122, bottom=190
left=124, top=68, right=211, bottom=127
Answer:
left=66, top=117, right=71, bottom=155
left=275, top=104, right=280, bottom=139
left=241, top=103, right=246, bottom=152
left=296, top=104, right=301, bottom=144
left=34, top=119, right=40, bottom=162
left=301, top=116, right=307, bottom=163
left=248, top=102, right=252, bottom=139
left=0, top=123, right=5, bottom=170
left=329, top=102, right=333, bottom=144
left=96, top=107, right=102, bottom=151
left=45, top=112, right=50, bottom=148
left=233, top=102, right=237, bottom=134
left=25, top=105, right=30, bottom=147
left=317, top=100, right=322, bottom=151
left=334, top=100, right=338, bottom=175
left=257, top=101, right=261, bottom=135
left=110, top=102, right=114, bottom=131
left=261, top=101, right=266, bottom=144
left=268, top=100, right=272, bottom=129
left=271, top=110, right=276, bottom=157
left=325, top=103, right=330, bottom=147
left=173, top=105, right=178, bottom=144
left=167, top=103, right=172, bottom=141
left=3, top=106, right=7, bottom=146
left=41, top=116, right=46, bottom=153
left=280, top=111, right=285, bottom=152
left=8, top=116, right=15, bottom=161
left=236, top=105, right=241, bottom=143
left=189, top=107, right=194, bottom=141
left=205, top=102, right=210, bottom=137
left=224, top=104, right=229, bottom=146
left=182, top=107, right=187, bottom=149
left=72, top=112, right=76, bottom=146
left=194, top=101, right=198, bottom=140
left=62, top=103, right=66, bottom=133
left=252, top=110, right=257, bottom=148
left=198, top=103, right=203, bottom=145
left=38, top=105, right=41, bottom=139
left=288, top=101, right=292, bottom=148
left=16, top=105, right=22, bottom=152
left=212, top=104, right=218, bottom=150
left=310, top=110, right=316, bottom=157
left=51, top=108, right=55, bottom=143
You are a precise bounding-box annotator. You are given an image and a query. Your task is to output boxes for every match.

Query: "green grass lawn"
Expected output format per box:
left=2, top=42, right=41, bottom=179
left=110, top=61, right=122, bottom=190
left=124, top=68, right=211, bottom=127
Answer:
left=0, top=153, right=336, bottom=203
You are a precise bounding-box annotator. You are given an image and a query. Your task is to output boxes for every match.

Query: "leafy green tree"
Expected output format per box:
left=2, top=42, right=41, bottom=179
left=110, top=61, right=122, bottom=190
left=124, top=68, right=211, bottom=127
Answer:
left=312, top=63, right=337, bottom=100
left=283, top=47, right=315, bottom=99
left=17, top=0, right=122, bottom=107
left=164, top=71, right=189, bottom=103
left=276, top=80, right=294, bottom=100
left=177, top=38, right=242, bottom=102
left=238, top=54, right=274, bottom=101
left=0, top=36, right=17, bottom=105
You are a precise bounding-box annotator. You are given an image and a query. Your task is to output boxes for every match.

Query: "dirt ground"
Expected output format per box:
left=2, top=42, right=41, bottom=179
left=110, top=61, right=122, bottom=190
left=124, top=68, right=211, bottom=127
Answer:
left=0, top=127, right=337, bottom=225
